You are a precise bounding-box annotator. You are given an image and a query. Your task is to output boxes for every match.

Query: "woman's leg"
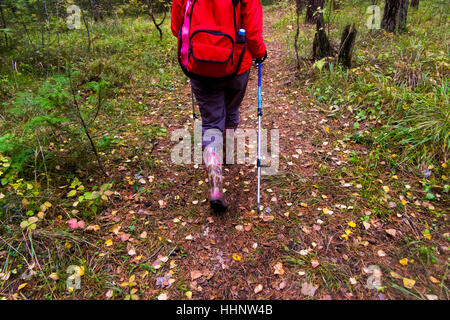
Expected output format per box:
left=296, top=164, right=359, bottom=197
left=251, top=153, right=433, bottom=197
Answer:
left=224, top=70, right=250, bottom=164
left=191, top=79, right=227, bottom=213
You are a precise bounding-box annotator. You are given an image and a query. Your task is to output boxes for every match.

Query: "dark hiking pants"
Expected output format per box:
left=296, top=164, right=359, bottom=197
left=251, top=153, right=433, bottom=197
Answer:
left=191, top=70, right=250, bottom=149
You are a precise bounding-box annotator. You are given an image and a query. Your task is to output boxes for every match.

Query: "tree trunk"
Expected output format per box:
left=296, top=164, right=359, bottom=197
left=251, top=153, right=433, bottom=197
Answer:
left=305, top=0, right=324, bottom=24
left=0, top=0, right=8, bottom=49
left=90, top=0, right=103, bottom=22
left=338, top=24, right=357, bottom=68
left=410, top=0, right=419, bottom=8
left=381, top=0, right=408, bottom=33
left=331, top=0, right=341, bottom=10
left=294, top=0, right=304, bottom=68
left=398, top=0, right=409, bottom=32
left=312, top=18, right=331, bottom=60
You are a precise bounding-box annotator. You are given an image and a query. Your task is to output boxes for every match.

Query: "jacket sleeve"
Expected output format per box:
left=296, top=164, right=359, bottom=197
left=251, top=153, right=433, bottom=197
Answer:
left=171, top=0, right=184, bottom=37
left=241, top=0, right=266, bottom=59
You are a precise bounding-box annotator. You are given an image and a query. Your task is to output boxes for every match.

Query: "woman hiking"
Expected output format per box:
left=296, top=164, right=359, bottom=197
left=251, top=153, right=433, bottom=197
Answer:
left=171, top=0, right=267, bottom=213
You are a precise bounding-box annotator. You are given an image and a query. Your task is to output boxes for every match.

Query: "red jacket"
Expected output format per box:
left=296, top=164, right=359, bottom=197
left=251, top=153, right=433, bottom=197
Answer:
left=171, top=0, right=266, bottom=75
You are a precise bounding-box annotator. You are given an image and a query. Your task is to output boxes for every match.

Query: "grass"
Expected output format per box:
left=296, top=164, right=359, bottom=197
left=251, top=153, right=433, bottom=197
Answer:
left=273, top=0, right=449, bottom=168
left=0, top=1, right=448, bottom=300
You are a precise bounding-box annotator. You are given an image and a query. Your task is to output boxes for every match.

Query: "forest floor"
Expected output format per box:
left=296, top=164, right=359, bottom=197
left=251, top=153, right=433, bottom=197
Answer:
left=2, top=6, right=448, bottom=300
left=89, top=8, right=447, bottom=300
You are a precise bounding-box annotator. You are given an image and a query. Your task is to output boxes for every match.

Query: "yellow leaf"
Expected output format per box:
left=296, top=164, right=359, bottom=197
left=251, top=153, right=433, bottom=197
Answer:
left=382, top=186, right=390, bottom=193
left=105, top=239, right=113, bottom=247
left=18, top=283, right=28, bottom=290
left=401, top=199, right=407, bottom=205
left=64, top=242, right=71, bottom=249
left=254, top=284, right=263, bottom=294
left=324, top=127, right=330, bottom=133
left=403, top=278, right=416, bottom=289
left=429, top=276, right=440, bottom=284
left=232, top=253, right=241, bottom=261
left=78, top=266, right=85, bottom=276
left=399, top=258, right=408, bottom=266
left=273, top=262, right=285, bottom=275
left=48, top=273, right=59, bottom=280
left=185, top=291, right=192, bottom=299
left=300, top=202, right=308, bottom=208
left=390, top=271, right=402, bottom=279
left=348, top=221, right=356, bottom=228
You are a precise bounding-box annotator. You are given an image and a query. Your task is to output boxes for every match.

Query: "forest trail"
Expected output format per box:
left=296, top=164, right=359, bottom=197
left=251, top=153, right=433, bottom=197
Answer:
left=127, top=8, right=362, bottom=300
left=1, top=1, right=448, bottom=302
left=98, top=7, right=446, bottom=301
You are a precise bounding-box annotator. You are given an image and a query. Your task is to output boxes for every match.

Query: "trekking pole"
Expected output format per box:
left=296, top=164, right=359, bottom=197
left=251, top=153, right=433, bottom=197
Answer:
left=256, top=62, right=262, bottom=215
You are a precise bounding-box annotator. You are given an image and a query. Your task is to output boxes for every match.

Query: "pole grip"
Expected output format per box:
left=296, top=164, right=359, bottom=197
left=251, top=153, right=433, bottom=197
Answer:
left=258, top=63, right=262, bottom=87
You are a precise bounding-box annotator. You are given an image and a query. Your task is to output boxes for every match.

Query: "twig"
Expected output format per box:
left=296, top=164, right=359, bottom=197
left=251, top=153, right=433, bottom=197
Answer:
left=138, top=245, right=163, bottom=265
left=67, top=64, right=108, bottom=177
left=0, top=236, right=31, bottom=267
left=36, top=137, right=50, bottom=189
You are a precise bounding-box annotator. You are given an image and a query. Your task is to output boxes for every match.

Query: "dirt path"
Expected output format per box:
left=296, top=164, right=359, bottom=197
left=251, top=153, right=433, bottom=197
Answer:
left=104, top=7, right=447, bottom=301
left=133, top=8, right=349, bottom=300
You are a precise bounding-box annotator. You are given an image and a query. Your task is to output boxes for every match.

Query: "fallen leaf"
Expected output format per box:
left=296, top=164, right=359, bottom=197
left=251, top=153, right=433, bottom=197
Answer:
left=403, top=278, right=415, bottom=289
left=18, top=283, right=28, bottom=290
left=190, top=270, right=203, bottom=281
left=157, top=293, right=168, bottom=300
left=48, top=273, right=59, bottom=280
left=278, top=280, right=287, bottom=290
left=273, top=262, right=285, bottom=275
left=105, top=289, right=113, bottom=298
left=110, top=225, right=121, bottom=235
left=399, top=258, right=408, bottom=266
left=377, top=250, right=386, bottom=257
left=119, top=233, right=131, bottom=242
left=390, top=271, right=402, bottom=279
left=386, top=229, right=397, bottom=237
left=311, top=259, right=319, bottom=268
left=86, top=225, right=100, bottom=231
left=232, top=253, right=242, bottom=261
left=254, top=284, right=263, bottom=294
left=301, top=282, right=318, bottom=297
left=429, top=276, right=440, bottom=284
left=260, top=213, right=274, bottom=222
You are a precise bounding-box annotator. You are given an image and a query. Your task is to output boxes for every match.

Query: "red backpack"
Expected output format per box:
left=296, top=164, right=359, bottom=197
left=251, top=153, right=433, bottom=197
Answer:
left=177, top=0, right=247, bottom=81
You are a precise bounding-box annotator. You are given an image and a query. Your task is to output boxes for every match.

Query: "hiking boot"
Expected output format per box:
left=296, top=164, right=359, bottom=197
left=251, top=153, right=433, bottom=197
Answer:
left=204, top=145, right=228, bottom=213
